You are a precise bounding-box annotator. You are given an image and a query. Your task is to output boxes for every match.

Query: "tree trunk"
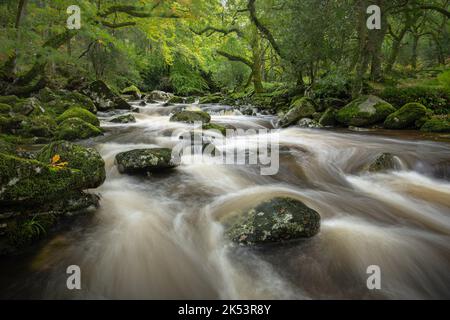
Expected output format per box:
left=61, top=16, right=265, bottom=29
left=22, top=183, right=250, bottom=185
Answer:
left=411, top=35, right=419, bottom=70
left=385, top=27, right=408, bottom=73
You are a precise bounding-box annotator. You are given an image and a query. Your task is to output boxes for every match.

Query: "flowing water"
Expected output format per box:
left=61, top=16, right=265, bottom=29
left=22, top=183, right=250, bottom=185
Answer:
left=1, top=101, right=450, bottom=299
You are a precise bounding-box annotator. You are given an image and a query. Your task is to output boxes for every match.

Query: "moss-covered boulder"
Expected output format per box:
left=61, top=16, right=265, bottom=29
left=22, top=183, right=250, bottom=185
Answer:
left=57, top=107, right=100, bottom=127
left=0, top=153, right=84, bottom=205
left=318, top=108, right=337, bottom=127
left=38, top=88, right=97, bottom=114
left=336, top=95, right=395, bottom=127
left=115, top=148, right=178, bottom=174
left=278, top=97, right=316, bottom=128
left=170, top=110, right=211, bottom=124
left=82, top=80, right=131, bottom=111
left=366, top=153, right=400, bottom=172
left=18, top=115, right=56, bottom=138
left=226, top=197, right=321, bottom=246
left=384, top=103, right=431, bottom=129
left=13, top=97, right=45, bottom=116
left=0, top=103, right=12, bottom=115
left=55, top=118, right=103, bottom=141
left=110, top=113, right=136, bottom=124
left=420, top=117, right=450, bottom=133
left=0, top=115, right=25, bottom=134
left=147, top=90, right=173, bottom=102
left=202, top=123, right=227, bottom=135
left=0, top=95, right=21, bottom=106
left=36, top=141, right=106, bottom=189
left=62, top=91, right=97, bottom=114
left=122, top=85, right=142, bottom=99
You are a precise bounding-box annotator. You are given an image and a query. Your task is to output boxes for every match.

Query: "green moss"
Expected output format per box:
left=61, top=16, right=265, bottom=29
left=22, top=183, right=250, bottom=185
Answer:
left=0, top=95, right=21, bottom=106
left=0, top=114, right=25, bottom=134
left=122, top=85, right=141, bottom=96
left=278, top=97, right=316, bottom=127
left=115, top=148, right=177, bottom=174
left=420, top=117, right=450, bottom=133
left=170, top=110, right=211, bottom=124
left=202, top=123, right=227, bottom=135
left=57, top=107, right=99, bottom=127
left=167, top=96, right=185, bottom=104
left=63, top=92, right=97, bottom=114
left=7, top=214, right=56, bottom=247
left=55, top=117, right=103, bottom=141
left=0, top=103, right=12, bottom=114
left=336, top=95, right=395, bottom=127
left=18, top=115, right=57, bottom=138
left=318, top=108, right=337, bottom=126
left=384, top=103, right=432, bottom=129
left=199, top=94, right=223, bottom=104
left=0, top=153, right=83, bottom=205
left=37, top=141, right=106, bottom=188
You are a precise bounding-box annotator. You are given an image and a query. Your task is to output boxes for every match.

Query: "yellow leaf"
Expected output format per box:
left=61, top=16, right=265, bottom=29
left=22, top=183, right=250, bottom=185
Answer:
left=51, top=154, right=60, bottom=164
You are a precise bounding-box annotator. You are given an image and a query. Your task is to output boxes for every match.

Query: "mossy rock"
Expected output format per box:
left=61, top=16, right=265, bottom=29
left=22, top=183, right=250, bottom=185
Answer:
left=37, top=141, right=106, bottom=189
left=0, top=95, right=21, bottom=106
left=226, top=197, right=321, bottom=246
left=0, top=153, right=84, bottom=205
left=336, top=95, right=395, bottom=127
left=122, top=85, right=142, bottom=99
left=18, top=115, right=56, bottom=138
left=13, top=97, right=44, bottom=116
left=82, top=80, right=131, bottom=111
left=278, top=97, right=316, bottom=128
left=147, top=90, right=174, bottom=102
left=318, top=108, right=337, bottom=127
left=110, top=113, right=136, bottom=124
left=57, top=107, right=100, bottom=127
left=167, top=96, right=185, bottom=104
left=0, top=115, right=25, bottom=134
left=384, top=102, right=432, bottom=129
left=202, top=123, right=227, bottom=135
left=62, top=91, right=97, bottom=114
left=38, top=87, right=58, bottom=103
left=199, top=94, right=223, bottom=104
left=298, top=118, right=322, bottom=128
left=170, top=110, right=211, bottom=124
left=366, top=153, right=400, bottom=172
left=38, top=88, right=97, bottom=114
left=55, top=118, right=103, bottom=141
left=420, top=117, right=450, bottom=133
left=115, top=148, right=178, bottom=174
left=0, top=103, right=12, bottom=114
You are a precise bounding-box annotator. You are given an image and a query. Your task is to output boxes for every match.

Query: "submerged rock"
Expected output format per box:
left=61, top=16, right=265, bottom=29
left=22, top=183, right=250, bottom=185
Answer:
left=336, top=95, right=395, bottom=127
left=278, top=97, right=316, bottom=128
left=55, top=118, right=103, bottom=141
left=367, top=153, right=401, bottom=172
left=110, top=113, right=136, bottom=124
left=226, top=197, right=321, bottom=246
left=384, top=103, right=431, bottom=129
left=170, top=110, right=211, bottom=124
left=82, top=80, right=131, bottom=111
left=115, top=148, right=178, bottom=174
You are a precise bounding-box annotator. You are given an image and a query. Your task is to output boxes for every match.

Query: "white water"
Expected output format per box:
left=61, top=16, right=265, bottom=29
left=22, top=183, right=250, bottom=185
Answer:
left=2, top=101, right=450, bottom=299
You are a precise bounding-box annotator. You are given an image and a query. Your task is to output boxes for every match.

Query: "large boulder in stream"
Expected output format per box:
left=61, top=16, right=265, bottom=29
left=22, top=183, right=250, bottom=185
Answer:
left=56, top=107, right=100, bottom=127
left=226, top=197, right=321, bottom=246
left=55, top=118, right=103, bottom=141
left=384, top=103, right=432, bottom=130
left=121, top=85, right=142, bottom=100
left=278, top=97, right=316, bottom=128
left=336, top=95, right=395, bottom=127
left=147, top=90, right=174, bottom=102
left=110, top=113, right=136, bottom=124
left=366, top=153, right=401, bottom=172
left=115, top=148, right=178, bottom=174
left=36, top=141, right=106, bottom=189
left=170, top=110, right=211, bottom=124
left=82, top=80, right=131, bottom=111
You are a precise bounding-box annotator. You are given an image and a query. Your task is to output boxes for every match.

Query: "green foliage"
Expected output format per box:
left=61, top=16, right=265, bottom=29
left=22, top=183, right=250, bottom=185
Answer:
left=437, top=70, right=450, bottom=93
left=7, top=215, right=53, bottom=247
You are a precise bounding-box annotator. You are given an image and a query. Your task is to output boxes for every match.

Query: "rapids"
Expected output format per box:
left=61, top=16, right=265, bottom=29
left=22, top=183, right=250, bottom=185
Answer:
left=1, top=101, right=449, bottom=299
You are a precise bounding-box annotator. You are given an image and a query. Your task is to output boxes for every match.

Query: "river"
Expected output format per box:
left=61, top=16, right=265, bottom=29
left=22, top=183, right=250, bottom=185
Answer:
left=1, top=100, right=449, bottom=299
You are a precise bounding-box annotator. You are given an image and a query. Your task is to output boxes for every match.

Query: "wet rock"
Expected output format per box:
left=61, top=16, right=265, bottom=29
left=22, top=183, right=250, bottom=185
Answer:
left=298, top=118, right=322, bottom=128
left=167, top=96, right=185, bottom=104
left=384, top=103, right=432, bottom=130
left=202, top=123, right=227, bottom=135
left=55, top=118, right=103, bottom=141
left=367, top=153, right=400, bottom=172
left=82, top=80, right=131, bottom=111
left=110, top=113, right=136, bottom=124
left=121, top=85, right=142, bottom=100
left=147, top=90, right=173, bottom=102
left=278, top=97, right=316, bottom=128
left=239, top=105, right=258, bottom=116
left=36, top=141, right=106, bottom=189
left=139, top=100, right=146, bottom=106
left=336, top=95, right=395, bottom=127
left=170, top=110, right=211, bottom=124
left=115, top=148, right=178, bottom=174
left=226, top=197, right=321, bottom=246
